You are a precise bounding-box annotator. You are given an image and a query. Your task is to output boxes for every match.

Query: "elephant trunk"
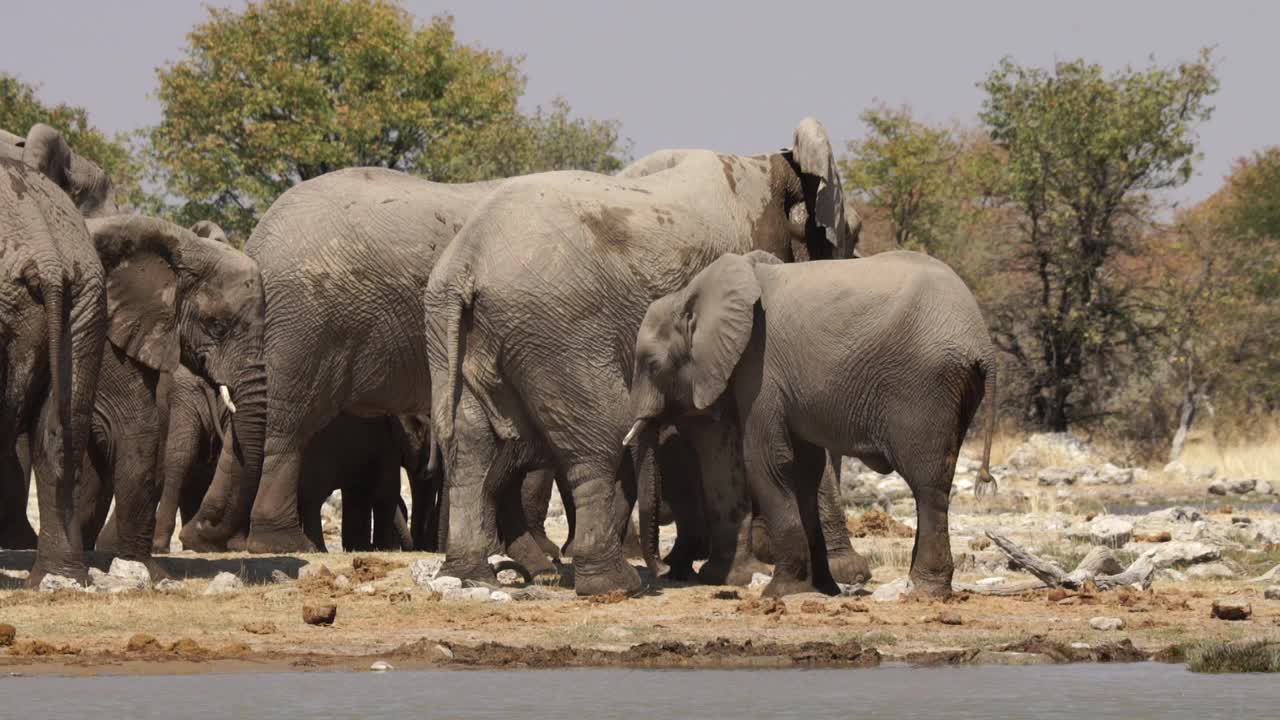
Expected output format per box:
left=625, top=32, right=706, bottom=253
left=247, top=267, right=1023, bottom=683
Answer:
left=629, top=420, right=664, bottom=582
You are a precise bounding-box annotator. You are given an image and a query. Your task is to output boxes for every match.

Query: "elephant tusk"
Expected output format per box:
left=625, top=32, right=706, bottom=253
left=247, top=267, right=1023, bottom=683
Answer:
left=218, top=385, right=238, bottom=414
left=621, top=419, right=646, bottom=448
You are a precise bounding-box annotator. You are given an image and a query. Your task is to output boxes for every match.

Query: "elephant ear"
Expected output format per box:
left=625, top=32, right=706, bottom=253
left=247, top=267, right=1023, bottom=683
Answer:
left=85, top=215, right=186, bottom=372
left=190, top=220, right=229, bottom=245
left=23, top=124, right=117, bottom=217
left=791, top=117, right=849, bottom=254
left=687, top=254, right=763, bottom=410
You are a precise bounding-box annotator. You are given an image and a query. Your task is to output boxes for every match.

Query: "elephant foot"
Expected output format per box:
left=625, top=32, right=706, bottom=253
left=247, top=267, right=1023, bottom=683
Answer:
left=439, top=555, right=498, bottom=585
left=506, top=534, right=556, bottom=578
left=0, top=522, right=38, bottom=550
left=619, top=530, right=643, bottom=560
left=151, top=539, right=173, bottom=555
left=698, top=553, right=771, bottom=587
left=178, top=522, right=230, bottom=553
left=573, top=555, right=642, bottom=596
left=226, top=532, right=249, bottom=552
left=529, top=530, right=561, bottom=561
left=559, top=538, right=576, bottom=559
left=827, top=549, right=872, bottom=586
left=246, top=527, right=317, bottom=554
left=762, top=575, right=833, bottom=598
left=26, top=561, right=88, bottom=589
left=908, top=568, right=953, bottom=599
left=662, top=552, right=697, bottom=582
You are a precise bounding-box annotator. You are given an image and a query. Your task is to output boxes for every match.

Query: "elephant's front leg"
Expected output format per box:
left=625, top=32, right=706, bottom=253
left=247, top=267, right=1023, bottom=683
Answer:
left=29, top=397, right=87, bottom=586
left=246, top=436, right=316, bottom=553
left=438, top=387, right=507, bottom=583
left=819, top=453, right=870, bottom=585
left=680, top=418, right=768, bottom=588
left=563, top=456, right=641, bottom=596
left=499, top=470, right=557, bottom=577
left=0, top=445, right=38, bottom=549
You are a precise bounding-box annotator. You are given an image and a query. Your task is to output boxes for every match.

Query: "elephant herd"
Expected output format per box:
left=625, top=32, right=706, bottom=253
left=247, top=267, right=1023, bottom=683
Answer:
left=0, top=116, right=997, bottom=599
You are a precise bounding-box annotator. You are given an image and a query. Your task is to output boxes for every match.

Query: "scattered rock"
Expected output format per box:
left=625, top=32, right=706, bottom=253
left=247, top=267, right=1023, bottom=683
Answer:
left=155, top=578, right=185, bottom=592
left=106, top=558, right=153, bottom=590
left=489, top=590, right=513, bottom=602
left=433, top=644, right=454, bottom=660
left=0, top=624, right=15, bottom=647
left=303, top=604, right=338, bottom=626
left=1146, top=506, right=1202, bottom=523
left=1140, top=541, right=1221, bottom=569
left=38, top=574, right=83, bottom=593
left=1087, top=517, right=1134, bottom=548
left=270, top=569, right=290, bottom=584
left=1210, top=599, right=1251, bottom=621
left=203, top=572, right=244, bottom=595
left=443, top=587, right=492, bottom=602
left=1256, top=479, right=1276, bottom=496
left=1076, top=547, right=1124, bottom=577
left=1089, top=617, right=1125, bottom=631
left=871, top=577, right=913, bottom=602
left=1162, top=460, right=1188, bottom=477
left=1264, top=587, right=1280, bottom=601
left=1037, top=467, right=1080, bottom=486
left=748, top=573, right=772, bottom=590
left=1081, top=464, right=1134, bottom=486
left=353, top=582, right=377, bottom=596
left=934, top=611, right=963, bottom=626
left=1253, top=565, right=1280, bottom=583
left=298, top=563, right=334, bottom=581
left=429, top=576, right=462, bottom=593
left=125, top=634, right=160, bottom=652
left=242, top=621, right=278, bottom=635
left=369, top=660, right=394, bottom=672
left=1210, top=477, right=1256, bottom=496
left=1185, top=562, right=1237, bottom=580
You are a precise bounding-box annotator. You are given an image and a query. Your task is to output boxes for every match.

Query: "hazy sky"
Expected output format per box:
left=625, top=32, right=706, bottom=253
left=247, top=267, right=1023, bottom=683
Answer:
left=3, top=1, right=1276, bottom=206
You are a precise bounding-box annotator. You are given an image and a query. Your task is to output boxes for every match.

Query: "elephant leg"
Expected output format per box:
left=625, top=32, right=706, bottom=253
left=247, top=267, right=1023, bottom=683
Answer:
left=301, top=497, right=328, bottom=553
left=247, top=436, right=316, bottom=553
left=77, top=441, right=112, bottom=551
left=657, top=427, right=707, bottom=580
left=342, top=486, right=373, bottom=552
left=749, top=504, right=775, bottom=565
left=563, top=457, right=642, bottom=596
left=0, top=447, right=37, bottom=549
left=370, top=458, right=404, bottom=551
left=180, top=440, right=244, bottom=552
left=409, top=457, right=441, bottom=552
left=681, top=418, right=765, bottom=588
left=29, top=395, right=87, bottom=586
left=614, top=462, right=643, bottom=560
left=520, top=468, right=560, bottom=560
left=819, top=452, right=870, bottom=585
left=556, top=471, right=576, bottom=558
left=499, top=471, right=555, bottom=577
left=439, top=387, right=508, bottom=583
left=898, top=442, right=958, bottom=598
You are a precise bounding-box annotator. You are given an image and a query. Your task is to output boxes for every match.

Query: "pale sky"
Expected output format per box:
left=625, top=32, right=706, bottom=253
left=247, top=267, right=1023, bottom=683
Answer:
left=3, top=0, right=1276, bottom=206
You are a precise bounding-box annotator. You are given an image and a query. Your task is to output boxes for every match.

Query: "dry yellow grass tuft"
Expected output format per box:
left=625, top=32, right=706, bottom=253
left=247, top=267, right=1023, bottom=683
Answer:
left=1177, top=421, right=1280, bottom=479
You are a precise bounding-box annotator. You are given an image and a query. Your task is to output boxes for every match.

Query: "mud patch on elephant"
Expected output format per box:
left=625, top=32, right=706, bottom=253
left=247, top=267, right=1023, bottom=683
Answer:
left=582, top=206, right=635, bottom=252
left=3, top=160, right=29, bottom=200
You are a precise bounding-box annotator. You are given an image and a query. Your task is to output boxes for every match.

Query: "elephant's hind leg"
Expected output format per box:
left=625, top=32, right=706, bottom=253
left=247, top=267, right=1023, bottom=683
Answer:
left=895, top=440, right=958, bottom=598
left=0, top=449, right=37, bottom=549
left=563, top=456, right=642, bottom=596
left=819, top=453, right=870, bottom=585
left=439, top=387, right=513, bottom=584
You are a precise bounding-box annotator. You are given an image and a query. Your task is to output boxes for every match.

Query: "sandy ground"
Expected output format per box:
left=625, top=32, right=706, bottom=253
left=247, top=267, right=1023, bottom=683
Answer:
left=3, top=446, right=1278, bottom=675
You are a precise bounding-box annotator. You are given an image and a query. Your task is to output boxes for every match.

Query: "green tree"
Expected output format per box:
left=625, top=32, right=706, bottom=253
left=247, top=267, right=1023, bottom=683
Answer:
left=978, top=52, right=1218, bottom=431
left=147, top=0, right=626, bottom=238
left=0, top=73, right=144, bottom=208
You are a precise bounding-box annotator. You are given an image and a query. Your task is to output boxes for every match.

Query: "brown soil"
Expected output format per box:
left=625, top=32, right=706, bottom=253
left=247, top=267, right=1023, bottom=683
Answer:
left=847, top=509, right=914, bottom=538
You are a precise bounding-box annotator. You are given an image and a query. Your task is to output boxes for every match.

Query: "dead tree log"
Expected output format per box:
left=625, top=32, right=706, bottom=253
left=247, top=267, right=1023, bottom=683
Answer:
left=983, top=531, right=1155, bottom=591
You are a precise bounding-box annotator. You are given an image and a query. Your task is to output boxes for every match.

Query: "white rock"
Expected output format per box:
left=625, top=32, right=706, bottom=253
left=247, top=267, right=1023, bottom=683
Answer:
left=409, top=558, right=443, bottom=587
left=1256, top=480, right=1276, bottom=496
left=1185, top=562, right=1237, bottom=579
left=871, top=577, right=913, bottom=602
left=333, top=575, right=351, bottom=589
left=429, top=576, right=462, bottom=592
left=489, top=590, right=514, bottom=602
left=354, top=582, right=377, bottom=595
left=155, top=578, right=186, bottom=592
left=1140, top=541, right=1221, bottom=569
left=107, top=558, right=153, bottom=590
left=298, top=563, right=332, bottom=581
left=1089, top=616, right=1125, bottom=631
left=1251, top=564, right=1280, bottom=583
left=748, top=573, right=772, bottom=590
left=203, top=571, right=244, bottom=595
left=952, top=477, right=975, bottom=494
left=1265, top=586, right=1280, bottom=601
left=270, top=569, right=290, bottom=584
left=1145, top=506, right=1201, bottom=523
left=38, top=574, right=83, bottom=593
left=433, top=644, right=454, bottom=660
left=1082, top=463, right=1134, bottom=486
left=1162, top=461, right=1188, bottom=477
left=369, top=660, right=394, bottom=672
left=1088, top=517, right=1134, bottom=548
left=975, top=576, right=1007, bottom=587
left=443, top=587, right=492, bottom=602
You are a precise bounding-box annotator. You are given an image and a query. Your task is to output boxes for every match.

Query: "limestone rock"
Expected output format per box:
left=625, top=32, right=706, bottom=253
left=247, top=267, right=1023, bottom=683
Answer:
left=270, top=569, right=291, bottom=584
left=1089, top=616, right=1125, bottom=631
left=429, top=576, right=462, bottom=593
left=369, top=660, right=394, bottom=672
left=107, top=558, right=153, bottom=590
left=1145, top=506, right=1201, bottom=523
left=1140, top=541, right=1220, bottom=569
left=203, top=571, right=244, bottom=595
left=1210, top=599, right=1251, bottom=621
left=409, top=558, right=443, bottom=587
left=443, top=587, right=492, bottom=602
left=298, top=563, right=333, bottom=581
left=871, top=577, right=913, bottom=602
left=1185, top=562, right=1236, bottom=579
left=748, top=573, right=772, bottom=590
left=38, top=574, right=83, bottom=593
left=1076, top=547, right=1124, bottom=576
left=1037, top=467, right=1080, bottom=486
left=489, top=590, right=514, bottom=602
left=1087, top=517, right=1134, bottom=548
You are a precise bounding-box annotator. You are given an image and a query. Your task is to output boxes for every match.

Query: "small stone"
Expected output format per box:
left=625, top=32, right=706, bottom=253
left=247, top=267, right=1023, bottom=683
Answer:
left=298, top=563, right=333, bottom=581
left=1162, top=461, right=1188, bottom=477
left=871, top=577, right=913, bottom=602
left=369, top=660, right=394, bottom=672
left=38, top=574, right=82, bottom=593
left=429, top=576, right=462, bottom=592
left=1088, top=517, right=1134, bottom=548
left=1090, top=616, right=1125, bottom=631
left=1227, top=478, right=1257, bottom=495
left=107, top=559, right=153, bottom=590
left=748, top=573, right=772, bottom=590
left=1146, top=506, right=1201, bottom=523
left=1255, top=480, right=1276, bottom=496
left=1037, top=467, right=1079, bottom=486
left=125, top=634, right=160, bottom=652
left=935, top=611, right=963, bottom=625
left=155, top=578, right=185, bottom=592
left=303, top=604, right=338, bottom=626
left=433, top=644, right=454, bottom=660
left=409, top=558, right=442, bottom=587
left=1140, top=541, right=1221, bottom=569
left=489, top=590, right=513, bottom=602
left=203, top=572, right=244, bottom=595
left=353, top=582, right=377, bottom=595
left=1207, top=480, right=1228, bottom=496
left=270, top=569, right=290, bottom=584
left=1264, top=586, right=1280, bottom=601
left=976, top=576, right=1007, bottom=587
left=1210, top=599, right=1251, bottom=621
left=241, top=621, right=278, bottom=635
left=443, top=587, right=491, bottom=602
left=0, top=624, right=15, bottom=647
left=1185, top=562, right=1237, bottom=579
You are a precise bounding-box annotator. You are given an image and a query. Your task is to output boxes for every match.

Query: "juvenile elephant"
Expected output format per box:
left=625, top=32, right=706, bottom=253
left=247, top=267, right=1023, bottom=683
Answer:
left=1, top=128, right=108, bottom=582
left=426, top=118, right=859, bottom=594
left=182, top=168, right=502, bottom=554
left=627, top=251, right=997, bottom=597
left=149, top=366, right=227, bottom=553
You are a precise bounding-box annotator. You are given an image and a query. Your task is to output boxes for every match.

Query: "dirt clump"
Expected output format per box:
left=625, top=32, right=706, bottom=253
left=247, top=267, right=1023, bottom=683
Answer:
left=1135, top=531, right=1172, bottom=543
left=168, top=638, right=210, bottom=658
left=9, top=639, right=80, bottom=656
left=736, top=597, right=787, bottom=616
left=351, top=556, right=403, bottom=584
left=242, top=621, right=278, bottom=635
left=125, top=634, right=160, bottom=652
left=303, top=603, right=338, bottom=626
left=0, top=623, right=15, bottom=646
left=800, top=600, right=826, bottom=614
left=847, top=509, right=914, bottom=538
left=829, top=600, right=869, bottom=615
left=710, top=589, right=740, bottom=600
left=586, top=590, right=629, bottom=605
left=930, top=611, right=963, bottom=625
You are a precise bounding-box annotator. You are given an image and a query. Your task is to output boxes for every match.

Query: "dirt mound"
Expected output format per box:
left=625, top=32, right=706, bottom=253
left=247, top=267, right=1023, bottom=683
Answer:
left=8, top=639, right=81, bottom=656
left=847, top=509, right=914, bottom=538
left=351, top=556, right=404, bottom=583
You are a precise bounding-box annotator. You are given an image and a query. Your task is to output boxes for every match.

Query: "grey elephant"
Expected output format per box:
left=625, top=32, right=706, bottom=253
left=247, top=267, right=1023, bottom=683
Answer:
left=627, top=251, right=998, bottom=597
left=150, top=365, right=227, bottom=553
left=426, top=117, right=859, bottom=594
left=181, top=167, right=503, bottom=555
left=1, top=125, right=108, bottom=582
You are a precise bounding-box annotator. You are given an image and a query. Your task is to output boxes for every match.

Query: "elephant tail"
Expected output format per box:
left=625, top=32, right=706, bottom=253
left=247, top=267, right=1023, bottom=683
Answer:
left=975, top=357, right=998, bottom=497
left=36, top=255, right=77, bottom=502
left=435, top=276, right=474, bottom=452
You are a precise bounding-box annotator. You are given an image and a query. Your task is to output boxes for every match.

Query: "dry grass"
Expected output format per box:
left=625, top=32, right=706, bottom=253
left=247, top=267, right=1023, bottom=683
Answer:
left=1178, top=421, right=1280, bottom=479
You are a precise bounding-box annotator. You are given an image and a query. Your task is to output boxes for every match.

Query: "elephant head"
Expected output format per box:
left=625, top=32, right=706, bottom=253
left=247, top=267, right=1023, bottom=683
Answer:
left=624, top=251, right=783, bottom=574
left=83, top=215, right=268, bottom=516
left=7, top=124, right=120, bottom=219
left=785, top=118, right=859, bottom=260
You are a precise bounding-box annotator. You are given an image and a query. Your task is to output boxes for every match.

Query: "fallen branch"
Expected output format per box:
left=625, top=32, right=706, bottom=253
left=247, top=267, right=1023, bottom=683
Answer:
left=983, top=531, right=1154, bottom=591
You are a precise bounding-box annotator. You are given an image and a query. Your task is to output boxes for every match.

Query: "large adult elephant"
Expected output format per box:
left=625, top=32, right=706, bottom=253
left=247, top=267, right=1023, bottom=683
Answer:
left=425, top=117, right=860, bottom=594
left=1, top=128, right=107, bottom=583
left=627, top=251, right=998, bottom=596
left=180, top=168, right=504, bottom=554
